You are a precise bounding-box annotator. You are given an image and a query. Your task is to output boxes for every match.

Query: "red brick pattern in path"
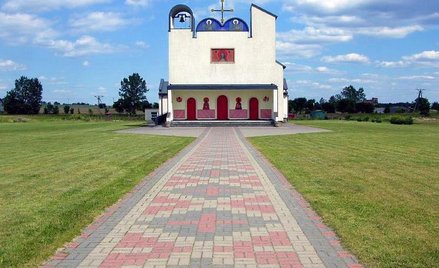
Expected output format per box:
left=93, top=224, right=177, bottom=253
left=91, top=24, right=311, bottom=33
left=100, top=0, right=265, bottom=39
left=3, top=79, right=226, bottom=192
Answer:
left=46, top=128, right=361, bottom=268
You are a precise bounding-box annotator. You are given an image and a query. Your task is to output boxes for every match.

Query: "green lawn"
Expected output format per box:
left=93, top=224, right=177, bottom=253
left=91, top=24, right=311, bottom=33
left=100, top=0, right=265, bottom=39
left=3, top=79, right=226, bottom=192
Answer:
left=250, top=121, right=439, bottom=268
left=0, top=119, right=193, bottom=267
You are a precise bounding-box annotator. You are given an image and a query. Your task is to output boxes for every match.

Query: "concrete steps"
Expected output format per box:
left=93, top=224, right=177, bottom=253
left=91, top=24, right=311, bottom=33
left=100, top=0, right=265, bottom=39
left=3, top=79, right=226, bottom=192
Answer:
left=171, top=120, right=274, bottom=127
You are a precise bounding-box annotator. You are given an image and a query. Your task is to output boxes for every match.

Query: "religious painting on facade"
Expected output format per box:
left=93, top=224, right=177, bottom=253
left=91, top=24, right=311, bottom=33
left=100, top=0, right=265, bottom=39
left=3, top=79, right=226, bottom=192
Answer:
left=211, top=49, right=235, bottom=63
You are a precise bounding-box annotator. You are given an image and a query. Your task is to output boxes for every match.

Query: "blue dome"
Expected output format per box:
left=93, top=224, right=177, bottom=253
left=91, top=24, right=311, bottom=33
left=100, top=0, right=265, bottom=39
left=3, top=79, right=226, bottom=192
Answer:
left=196, top=18, right=223, bottom=32
left=196, top=17, right=249, bottom=32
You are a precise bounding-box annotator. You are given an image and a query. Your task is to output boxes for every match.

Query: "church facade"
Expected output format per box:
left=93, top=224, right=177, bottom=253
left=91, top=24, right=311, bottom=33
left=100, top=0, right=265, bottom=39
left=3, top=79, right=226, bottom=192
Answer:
left=159, top=3, right=288, bottom=123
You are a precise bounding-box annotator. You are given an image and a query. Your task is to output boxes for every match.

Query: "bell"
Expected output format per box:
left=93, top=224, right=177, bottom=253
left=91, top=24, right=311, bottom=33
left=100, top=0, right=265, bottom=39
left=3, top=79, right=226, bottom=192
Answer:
left=179, top=15, right=186, bottom=23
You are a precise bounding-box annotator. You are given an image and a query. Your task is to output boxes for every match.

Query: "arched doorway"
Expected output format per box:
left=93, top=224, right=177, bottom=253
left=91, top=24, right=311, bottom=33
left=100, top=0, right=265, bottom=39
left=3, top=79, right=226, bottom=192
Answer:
left=217, top=95, right=228, bottom=120
left=187, top=98, right=196, bottom=120
left=249, top=98, right=259, bottom=120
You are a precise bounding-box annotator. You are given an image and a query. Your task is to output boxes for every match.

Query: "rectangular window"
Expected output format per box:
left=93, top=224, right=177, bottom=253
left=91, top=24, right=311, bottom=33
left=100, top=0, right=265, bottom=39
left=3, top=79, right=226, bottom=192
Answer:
left=211, top=49, right=235, bottom=63
left=151, top=112, right=158, bottom=120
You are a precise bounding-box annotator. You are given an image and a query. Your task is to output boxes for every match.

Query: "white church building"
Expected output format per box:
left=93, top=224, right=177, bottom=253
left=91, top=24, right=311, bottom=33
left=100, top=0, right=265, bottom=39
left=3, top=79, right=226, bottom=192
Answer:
left=158, top=2, right=288, bottom=124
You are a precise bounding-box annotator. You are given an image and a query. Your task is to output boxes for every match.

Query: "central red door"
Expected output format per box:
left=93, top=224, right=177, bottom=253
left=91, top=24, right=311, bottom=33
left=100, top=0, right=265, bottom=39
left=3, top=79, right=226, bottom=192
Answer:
left=187, top=98, right=196, bottom=120
left=249, top=98, right=259, bottom=120
left=217, top=95, right=228, bottom=120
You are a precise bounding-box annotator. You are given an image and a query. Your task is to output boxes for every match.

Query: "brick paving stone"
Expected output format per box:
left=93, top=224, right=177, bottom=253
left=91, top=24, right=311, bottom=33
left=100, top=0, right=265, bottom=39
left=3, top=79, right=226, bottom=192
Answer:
left=46, top=128, right=361, bottom=268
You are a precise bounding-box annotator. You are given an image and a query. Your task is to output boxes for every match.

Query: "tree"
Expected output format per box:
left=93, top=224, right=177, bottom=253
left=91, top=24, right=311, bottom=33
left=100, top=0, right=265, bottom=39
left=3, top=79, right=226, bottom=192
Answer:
left=341, top=85, right=366, bottom=103
left=153, top=102, right=159, bottom=109
left=337, top=99, right=356, bottom=113
left=431, top=102, right=438, bottom=111
left=45, top=102, right=54, bottom=114
left=288, top=100, right=294, bottom=113
left=415, top=97, right=430, bottom=116
left=305, top=99, right=316, bottom=112
left=141, top=100, right=152, bottom=110
left=291, top=98, right=307, bottom=113
left=356, top=102, right=375, bottom=113
left=53, top=105, right=60, bottom=114
left=3, top=76, right=43, bottom=114
left=321, top=102, right=336, bottom=113
left=116, top=73, right=148, bottom=115
left=113, top=99, right=125, bottom=114
left=64, top=105, right=71, bottom=114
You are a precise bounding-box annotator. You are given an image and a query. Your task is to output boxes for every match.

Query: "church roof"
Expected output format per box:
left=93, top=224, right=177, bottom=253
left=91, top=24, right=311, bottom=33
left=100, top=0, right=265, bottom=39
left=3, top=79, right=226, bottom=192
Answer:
left=158, top=79, right=169, bottom=96
left=251, top=4, right=278, bottom=19
left=276, top=60, right=287, bottom=69
left=168, top=84, right=278, bottom=90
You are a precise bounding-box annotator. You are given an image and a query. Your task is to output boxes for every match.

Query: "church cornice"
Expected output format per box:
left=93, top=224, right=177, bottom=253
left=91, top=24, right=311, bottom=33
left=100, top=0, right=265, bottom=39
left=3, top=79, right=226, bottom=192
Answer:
left=168, top=84, right=278, bottom=90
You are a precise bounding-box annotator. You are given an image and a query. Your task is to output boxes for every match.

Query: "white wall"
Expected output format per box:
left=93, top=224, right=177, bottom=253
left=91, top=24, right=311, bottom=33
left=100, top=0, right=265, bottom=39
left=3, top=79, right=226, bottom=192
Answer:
left=159, top=96, right=168, bottom=116
left=168, top=5, right=288, bottom=121
left=145, top=109, right=159, bottom=121
left=170, top=7, right=278, bottom=85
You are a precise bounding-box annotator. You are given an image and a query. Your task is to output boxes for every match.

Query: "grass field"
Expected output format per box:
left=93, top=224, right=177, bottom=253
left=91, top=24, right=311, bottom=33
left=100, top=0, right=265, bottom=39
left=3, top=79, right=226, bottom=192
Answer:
left=250, top=121, right=439, bottom=267
left=0, top=118, right=193, bottom=267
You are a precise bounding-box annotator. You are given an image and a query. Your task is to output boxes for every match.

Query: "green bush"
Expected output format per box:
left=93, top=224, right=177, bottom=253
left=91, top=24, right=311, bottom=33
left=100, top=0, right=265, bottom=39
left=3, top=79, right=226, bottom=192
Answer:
left=390, top=116, right=413, bottom=125
left=371, top=118, right=383, bottom=123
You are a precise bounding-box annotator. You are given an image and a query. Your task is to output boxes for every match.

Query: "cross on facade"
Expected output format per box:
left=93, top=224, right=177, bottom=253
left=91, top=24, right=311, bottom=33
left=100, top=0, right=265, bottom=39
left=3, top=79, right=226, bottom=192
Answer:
left=211, top=0, right=234, bottom=24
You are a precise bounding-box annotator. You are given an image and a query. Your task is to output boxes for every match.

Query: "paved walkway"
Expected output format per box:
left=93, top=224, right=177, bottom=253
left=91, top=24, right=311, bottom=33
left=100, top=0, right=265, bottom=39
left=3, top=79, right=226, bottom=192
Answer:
left=46, top=128, right=360, bottom=268
left=117, top=124, right=328, bottom=138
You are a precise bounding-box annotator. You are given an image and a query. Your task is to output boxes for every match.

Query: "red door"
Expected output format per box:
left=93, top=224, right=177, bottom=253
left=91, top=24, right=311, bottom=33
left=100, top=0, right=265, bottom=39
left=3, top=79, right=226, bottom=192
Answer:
left=187, top=98, right=196, bottom=120
left=249, top=98, right=259, bottom=120
left=217, top=95, right=228, bottom=120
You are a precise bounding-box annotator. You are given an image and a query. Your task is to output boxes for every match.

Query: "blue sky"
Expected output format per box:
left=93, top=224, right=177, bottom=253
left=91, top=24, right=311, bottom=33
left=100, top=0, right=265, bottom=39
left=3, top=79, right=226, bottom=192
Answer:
left=0, top=0, right=438, bottom=105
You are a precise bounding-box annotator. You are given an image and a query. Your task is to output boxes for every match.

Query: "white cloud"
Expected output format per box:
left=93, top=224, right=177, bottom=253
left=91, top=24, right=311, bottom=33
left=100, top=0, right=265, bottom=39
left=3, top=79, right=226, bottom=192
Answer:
left=70, top=12, right=133, bottom=32
left=97, top=86, right=107, bottom=94
left=277, top=26, right=352, bottom=58
left=282, top=62, right=340, bottom=74
left=0, top=12, right=57, bottom=44
left=279, top=0, right=437, bottom=59
left=53, top=89, right=71, bottom=94
left=328, top=77, right=376, bottom=84
left=377, top=60, right=407, bottom=68
left=328, top=77, right=350, bottom=83
left=278, top=27, right=352, bottom=44
left=0, top=12, right=122, bottom=57
left=42, top=35, right=120, bottom=57
left=277, top=41, right=322, bottom=58
left=403, top=50, right=439, bottom=62
left=135, top=41, right=149, bottom=49
left=399, top=75, right=436, bottom=80
left=293, top=79, right=333, bottom=90
left=2, top=0, right=110, bottom=12
left=38, top=76, right=68, bottom=85
left=356, top=25, right=423, bottom=38
left=315, top=66, right=330, bottom=73
left=82, top=61, right=90, bottom=67
left=125, top=0, right=151, bottom=7
left=322, top=53, right=370, bottom=63
left=285, top=0, right=364, bottom=14
left=378, top=50, right=439, bottom=68
left=0, top=59, right=26, bottom=71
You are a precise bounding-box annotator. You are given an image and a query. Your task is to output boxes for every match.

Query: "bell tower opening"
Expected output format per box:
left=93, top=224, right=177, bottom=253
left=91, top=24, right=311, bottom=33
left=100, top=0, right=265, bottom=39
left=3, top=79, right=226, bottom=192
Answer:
left=169, top=5, right=194, bottom=32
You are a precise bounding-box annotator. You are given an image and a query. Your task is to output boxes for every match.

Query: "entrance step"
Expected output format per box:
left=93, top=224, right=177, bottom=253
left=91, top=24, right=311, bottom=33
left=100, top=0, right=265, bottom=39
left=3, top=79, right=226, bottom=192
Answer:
left=171, top=120, right=274, bottom=127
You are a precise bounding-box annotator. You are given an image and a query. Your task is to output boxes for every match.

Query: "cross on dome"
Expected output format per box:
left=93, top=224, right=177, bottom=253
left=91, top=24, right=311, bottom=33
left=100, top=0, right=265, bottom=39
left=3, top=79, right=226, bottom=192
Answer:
left=211, top=0, right=234, bottom=24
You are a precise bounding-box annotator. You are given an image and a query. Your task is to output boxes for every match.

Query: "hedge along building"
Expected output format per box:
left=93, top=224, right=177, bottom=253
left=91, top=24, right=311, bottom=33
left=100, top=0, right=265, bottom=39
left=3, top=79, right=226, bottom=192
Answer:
left=159, top=1, right=289, bottom=123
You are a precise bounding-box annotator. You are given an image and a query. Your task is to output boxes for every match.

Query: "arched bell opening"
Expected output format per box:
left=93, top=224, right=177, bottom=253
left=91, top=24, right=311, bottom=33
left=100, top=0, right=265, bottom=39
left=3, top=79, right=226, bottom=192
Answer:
left=169, top=5, right=195, bottom=32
